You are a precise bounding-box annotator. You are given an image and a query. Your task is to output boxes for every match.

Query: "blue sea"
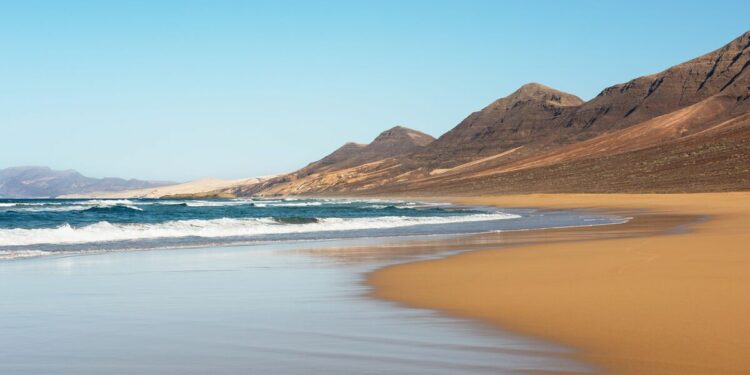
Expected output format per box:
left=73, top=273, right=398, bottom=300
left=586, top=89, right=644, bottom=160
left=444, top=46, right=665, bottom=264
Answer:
left=0, top=198, right=621, bottom=259
left=0, top=198, right=625, bottom=374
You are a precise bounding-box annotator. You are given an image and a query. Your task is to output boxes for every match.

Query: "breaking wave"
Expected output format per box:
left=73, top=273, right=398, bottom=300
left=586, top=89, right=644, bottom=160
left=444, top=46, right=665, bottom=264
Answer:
left=1, top=199, right=143, bottom=212
left=82, top=205, right=143, bottom=213
left=0, top=212, right=519, bottom=247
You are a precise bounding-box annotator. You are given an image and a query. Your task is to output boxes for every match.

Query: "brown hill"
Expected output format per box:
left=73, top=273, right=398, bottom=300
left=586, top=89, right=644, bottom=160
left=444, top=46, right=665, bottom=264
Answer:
left=328, top=126, right=434, bottom=170
left=301, top=142, right=366, bottom=175
left=415, top=30, right=750, bottom=170
left=298, top=125, right=433, bottom=176
left=227, top=126, right=434, bottom=196
left=217, top=30, right=750, bottom=196
left=374, top=101, right=750, bottom=194
left=561, top=29, right=750, bottom=132
left=418, top=83, right=583, bottom=167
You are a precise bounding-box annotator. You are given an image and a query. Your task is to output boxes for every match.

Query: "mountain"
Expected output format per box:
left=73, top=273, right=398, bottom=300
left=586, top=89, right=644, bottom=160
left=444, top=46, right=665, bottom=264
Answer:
left=225, top=126, right=434, bottom=196
left=416, top=83, right=584, bottom=167
left=0, top=166, right=173, bottom=198
left=301, top=126, right=434, bottom=175
left=205, top=30, right=750, bottom=196
left=413, top=31, right=750, bottom=169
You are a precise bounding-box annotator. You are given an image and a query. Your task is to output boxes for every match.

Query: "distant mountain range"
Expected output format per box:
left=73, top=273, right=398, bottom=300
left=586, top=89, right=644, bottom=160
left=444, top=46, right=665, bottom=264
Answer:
left=208, top=29, right=750, bottom=196
left=0, top=166, right=173, bottom=198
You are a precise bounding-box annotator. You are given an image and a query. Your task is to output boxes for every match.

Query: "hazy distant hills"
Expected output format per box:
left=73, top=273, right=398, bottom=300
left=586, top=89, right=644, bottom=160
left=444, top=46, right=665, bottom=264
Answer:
left=215, top=30, right=750, bottom=196
left=0, top=166, right=173, bottom=198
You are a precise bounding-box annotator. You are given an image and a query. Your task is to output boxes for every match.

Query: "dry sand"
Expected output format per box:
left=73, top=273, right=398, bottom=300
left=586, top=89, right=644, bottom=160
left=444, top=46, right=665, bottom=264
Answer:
left=60, top=177, right=273, bottom=199
left=368, top=193, right=750, bottom=374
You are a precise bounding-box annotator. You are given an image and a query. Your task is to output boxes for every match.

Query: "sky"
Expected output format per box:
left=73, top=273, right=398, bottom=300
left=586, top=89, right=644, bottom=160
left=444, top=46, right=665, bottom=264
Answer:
left=1, top=1, right=749, bottom=182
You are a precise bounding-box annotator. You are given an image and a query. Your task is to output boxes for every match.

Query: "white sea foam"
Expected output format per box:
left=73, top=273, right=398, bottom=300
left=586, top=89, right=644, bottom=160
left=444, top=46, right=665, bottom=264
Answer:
left=266, top=201, right=324, bottom=207
left=5, top=202, right=143, bottom=212
left=0, top=212, right=520, bottom=247
left=0, top=198, right=429, bottom=210
left=82, top=199, right=136, bottom=206
left=13, top=205, right=91, bottom=212
left=183, top=200, right=254, bottom=207
left=0, top=202, right=63, bottom=208
left=0, top=250, right=51, bottom=260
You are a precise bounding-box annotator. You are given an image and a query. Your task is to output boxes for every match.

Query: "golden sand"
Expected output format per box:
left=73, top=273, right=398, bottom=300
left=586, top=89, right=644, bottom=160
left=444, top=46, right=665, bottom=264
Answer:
left=368, top=193, right=750, bottom=374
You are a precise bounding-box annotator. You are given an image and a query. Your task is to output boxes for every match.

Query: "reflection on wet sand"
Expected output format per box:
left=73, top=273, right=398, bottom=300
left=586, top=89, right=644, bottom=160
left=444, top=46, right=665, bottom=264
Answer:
left=300, top=210, right=700, bottom=265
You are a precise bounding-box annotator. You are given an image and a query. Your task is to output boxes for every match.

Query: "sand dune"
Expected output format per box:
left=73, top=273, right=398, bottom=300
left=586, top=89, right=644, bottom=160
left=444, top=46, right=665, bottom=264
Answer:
left=61, top=177, right=273, bottom=198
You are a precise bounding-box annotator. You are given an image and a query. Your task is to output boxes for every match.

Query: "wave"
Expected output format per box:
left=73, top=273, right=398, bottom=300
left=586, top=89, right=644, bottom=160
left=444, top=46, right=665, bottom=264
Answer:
left=265, top=201, right=323, bottom=207
left=0, top=198, right=435, bottom=211
left=83, top=205, right=143, bottom=213
left=3, top=203, right=143, bottom=213
left=81, top=199, right=137, bottom=206
left=0, top=249, right=57, bottom=260
left=182, top=200, right=255, bottom=207
left=179, top=198, right=418, bottom=208
left=0, top=212, right=520, bottom=247
left=5, top=205, right=96, bottom=212
left=0, top=202, right=67, bottom=207
left=272, top=216, right=320, bottom=224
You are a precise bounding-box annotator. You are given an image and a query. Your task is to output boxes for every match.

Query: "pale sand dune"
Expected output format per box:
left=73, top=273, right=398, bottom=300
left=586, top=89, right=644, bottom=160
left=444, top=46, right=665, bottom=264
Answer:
left=369, top=193, right=750, bottom=374
left=61, top=176, right=274, bottom=198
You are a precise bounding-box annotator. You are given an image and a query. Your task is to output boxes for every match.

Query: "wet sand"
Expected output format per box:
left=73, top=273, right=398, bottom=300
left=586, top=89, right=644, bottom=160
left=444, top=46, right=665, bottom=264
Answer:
left=1, top=220, right=609, bottom=375
left=368, top=193, right=750, bottom=374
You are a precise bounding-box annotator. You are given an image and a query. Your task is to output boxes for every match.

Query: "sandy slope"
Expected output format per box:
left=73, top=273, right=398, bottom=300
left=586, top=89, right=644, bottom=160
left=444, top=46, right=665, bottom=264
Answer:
left=369, top=193, right=750, bottom=374
left=60, top=177, right=273, bottom=198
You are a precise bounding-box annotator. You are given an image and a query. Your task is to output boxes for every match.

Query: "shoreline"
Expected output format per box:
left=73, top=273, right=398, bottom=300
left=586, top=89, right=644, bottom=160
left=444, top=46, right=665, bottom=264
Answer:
left=0, top=200, right=611, bottom=262
left=367, top=193, right=750, bottom=374
left=1, top=202, right=630, bottom=375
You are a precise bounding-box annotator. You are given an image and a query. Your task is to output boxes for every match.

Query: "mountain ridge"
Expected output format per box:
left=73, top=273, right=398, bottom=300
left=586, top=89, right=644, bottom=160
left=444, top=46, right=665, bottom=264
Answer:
left=216, top=30, right=750, bottom=196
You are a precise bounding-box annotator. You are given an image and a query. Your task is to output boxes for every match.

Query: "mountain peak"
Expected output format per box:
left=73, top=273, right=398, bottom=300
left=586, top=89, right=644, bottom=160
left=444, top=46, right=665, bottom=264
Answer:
left=506, top=82, right=583, bottom=107
left=515, top=82, right=555, bottom=93
left=372, top=126, right=435, bottom=147
left=299, top=126, right=433, bottom=175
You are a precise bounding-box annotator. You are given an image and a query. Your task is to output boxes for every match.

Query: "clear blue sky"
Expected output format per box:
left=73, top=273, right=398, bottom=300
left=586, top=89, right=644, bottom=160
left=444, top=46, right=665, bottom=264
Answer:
left=2, top=1, right=748, bottom=181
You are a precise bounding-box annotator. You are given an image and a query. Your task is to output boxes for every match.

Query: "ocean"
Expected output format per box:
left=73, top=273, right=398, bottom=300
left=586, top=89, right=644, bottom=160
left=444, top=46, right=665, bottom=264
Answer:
left=0, top=197, right=620, bottom=259
left=0, top=198, right=624, bottom=374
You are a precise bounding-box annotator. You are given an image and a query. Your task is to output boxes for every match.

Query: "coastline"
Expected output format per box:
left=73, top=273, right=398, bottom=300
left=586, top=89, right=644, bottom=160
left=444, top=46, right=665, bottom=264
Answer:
left=367, top=192, right=750, bottom=374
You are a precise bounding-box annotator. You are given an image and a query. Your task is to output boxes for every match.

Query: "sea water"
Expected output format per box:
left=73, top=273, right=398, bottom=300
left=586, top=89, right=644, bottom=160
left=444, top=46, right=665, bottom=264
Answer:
left=0, top=198, right=621, bottom=373
left=0, top=198, right=617, bottom=259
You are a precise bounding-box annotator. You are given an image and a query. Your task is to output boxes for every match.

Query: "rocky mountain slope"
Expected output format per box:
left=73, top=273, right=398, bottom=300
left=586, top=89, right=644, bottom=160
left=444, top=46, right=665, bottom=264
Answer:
left=209, top=30, right=750, bottom=196
left=298, top=126, right=434, bottom=175
left=227, top=126, right=435, bottom=196
left=416, top=83, right=584, bottom=167
left=0, top=166, right=173, bottom=198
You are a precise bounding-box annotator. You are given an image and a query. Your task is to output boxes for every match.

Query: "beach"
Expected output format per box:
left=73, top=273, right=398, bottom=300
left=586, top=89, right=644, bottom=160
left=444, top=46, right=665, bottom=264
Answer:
left=369, top=193, right=750, bottom=374
left=4, top=3, right=748, bottom=374
left=3, top=195, right=748, bottom=374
